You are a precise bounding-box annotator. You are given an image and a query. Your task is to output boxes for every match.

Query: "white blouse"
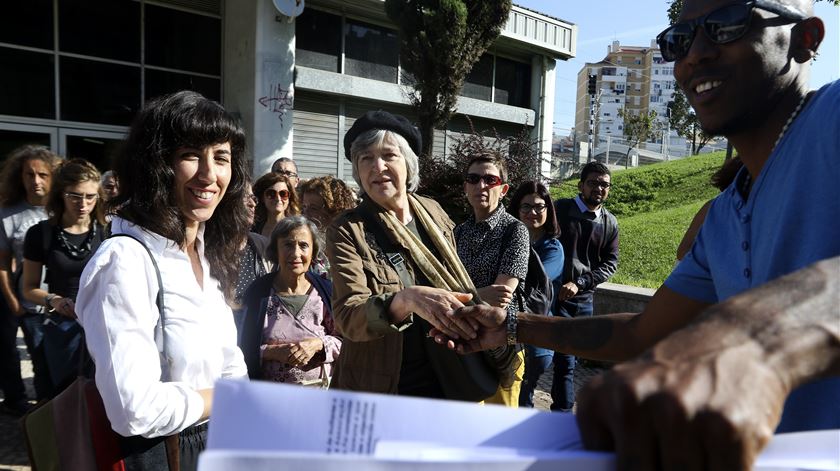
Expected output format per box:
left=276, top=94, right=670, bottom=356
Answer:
left=77, top=216, right=247, bottom=438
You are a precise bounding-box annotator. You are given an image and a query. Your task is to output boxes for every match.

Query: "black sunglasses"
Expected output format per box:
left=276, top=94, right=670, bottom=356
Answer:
left=464, top=173, right=503, bottom=187
left=656, top=0, right=808, bottom=62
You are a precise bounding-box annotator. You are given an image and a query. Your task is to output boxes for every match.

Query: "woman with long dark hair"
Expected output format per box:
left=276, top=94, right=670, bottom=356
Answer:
left=21, top=158, right=106, bottom=397
left=76, top=91, right=249, bottom=470
left=507, top=180, right=564, bottom=408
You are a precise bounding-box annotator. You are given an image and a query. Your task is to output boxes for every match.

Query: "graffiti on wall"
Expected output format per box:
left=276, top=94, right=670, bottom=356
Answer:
left=258, top=84, right=294, bottom=124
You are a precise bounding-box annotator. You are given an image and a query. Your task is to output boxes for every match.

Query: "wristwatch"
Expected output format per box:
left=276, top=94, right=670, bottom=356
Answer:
left=574, top=277, right=586, bottom=291
left=44, top=293, right=58, bottom=312
left=506, top=311, right=518, bottom=345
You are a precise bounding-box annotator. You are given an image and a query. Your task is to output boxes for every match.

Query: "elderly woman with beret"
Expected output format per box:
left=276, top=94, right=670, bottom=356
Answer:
left=326, top=111, right=517, bottom=401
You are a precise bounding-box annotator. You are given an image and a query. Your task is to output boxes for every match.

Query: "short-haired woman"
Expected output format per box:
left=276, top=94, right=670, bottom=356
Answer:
left=21, top=159, right=106, bottom=397
left=507, top=180, right=564, bottom=408
left=76, top=91, right=248, bottom=469
left=239, top=216, right=341, bottom=385
left=252, top=172, right=299, bottom=240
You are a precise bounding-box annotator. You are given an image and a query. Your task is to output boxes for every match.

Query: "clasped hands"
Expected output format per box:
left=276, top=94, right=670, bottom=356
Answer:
left=263, top=337, right=324, bottom=367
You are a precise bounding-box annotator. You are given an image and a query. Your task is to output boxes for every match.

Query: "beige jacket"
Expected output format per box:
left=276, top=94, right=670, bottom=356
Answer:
left=325, top=195, right=456, bottom=393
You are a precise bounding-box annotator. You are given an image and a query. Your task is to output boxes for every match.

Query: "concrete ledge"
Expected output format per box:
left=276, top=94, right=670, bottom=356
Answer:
left=594, top=282, right=655, bottom=315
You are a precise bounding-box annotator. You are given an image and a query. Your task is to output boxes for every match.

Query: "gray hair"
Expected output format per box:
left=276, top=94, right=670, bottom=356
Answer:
left=101, top=170, right=116, bottom=183
left=266, top=215, right=322, bottom=267
left=349, top=130, right=420, bottom=194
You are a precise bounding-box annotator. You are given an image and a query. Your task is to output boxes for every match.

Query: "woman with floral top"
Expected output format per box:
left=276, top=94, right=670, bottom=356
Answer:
left=239, top=216, right=341, bottom=385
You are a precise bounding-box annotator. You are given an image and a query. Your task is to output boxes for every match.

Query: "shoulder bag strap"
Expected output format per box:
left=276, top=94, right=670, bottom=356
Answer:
left=108, top=233, right=168, bottom=380
left=356, top=206, right=415, bottom=289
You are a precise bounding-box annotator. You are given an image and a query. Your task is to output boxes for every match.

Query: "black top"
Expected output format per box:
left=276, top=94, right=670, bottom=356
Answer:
left=23, top=221, right=104, bottom=300
left=553, top=198, right=619, bottom=296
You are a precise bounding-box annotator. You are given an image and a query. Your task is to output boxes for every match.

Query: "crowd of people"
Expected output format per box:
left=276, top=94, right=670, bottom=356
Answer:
left=0, top=0, right=838, bottom=469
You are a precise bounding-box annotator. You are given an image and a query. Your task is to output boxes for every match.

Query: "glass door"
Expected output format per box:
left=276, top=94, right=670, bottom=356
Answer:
left=0, top=123, right=58, bottom=166
left=59, top=129, right=125, bottom=171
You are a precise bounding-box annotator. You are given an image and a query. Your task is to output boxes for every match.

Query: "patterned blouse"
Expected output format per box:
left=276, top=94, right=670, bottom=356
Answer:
left=261, top=288, right=342, bottom=385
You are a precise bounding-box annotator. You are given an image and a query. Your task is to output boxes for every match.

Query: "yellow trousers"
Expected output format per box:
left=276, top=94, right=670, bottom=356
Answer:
left=483, top=350, right=526, bottom=408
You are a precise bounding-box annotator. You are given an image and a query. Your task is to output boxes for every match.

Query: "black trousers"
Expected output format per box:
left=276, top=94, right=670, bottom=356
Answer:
left=122, top=422, right=208, bottom=471
left=0, top=296, right=26, bottom=403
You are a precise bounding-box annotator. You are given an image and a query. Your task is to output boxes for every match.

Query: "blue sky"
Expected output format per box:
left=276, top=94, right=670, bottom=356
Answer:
left=516, top=1, right=840, bottom=134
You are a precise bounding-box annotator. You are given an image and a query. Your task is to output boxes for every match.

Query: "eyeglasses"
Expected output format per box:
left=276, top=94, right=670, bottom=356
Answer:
left=585, top=180, right=612, bottom=190
left=275, top=169, right=298, bottom=178
left=464, top=173, right=503, bottom=187
left=64, top=192, right=99, bottom=203
left=656, top=0, right=807, bottom=62
left=519, top=203, right=547, bottom=214
left=264, top=189, right=290, bottom=200
left=245, top=194, right=258, bottom=204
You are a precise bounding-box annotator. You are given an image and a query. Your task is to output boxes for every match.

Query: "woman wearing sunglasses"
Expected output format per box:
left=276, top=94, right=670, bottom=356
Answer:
left=253, top=173, right=299, bottom=240
left=76, top=91, right=249, bottom=469
left=21, top=159, right=106, bottom=397
left=507, top=180, right=564, bottom=408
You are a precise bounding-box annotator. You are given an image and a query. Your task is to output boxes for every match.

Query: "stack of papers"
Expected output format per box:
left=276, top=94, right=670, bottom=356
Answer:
left=200, top=379, right=839, bottom=470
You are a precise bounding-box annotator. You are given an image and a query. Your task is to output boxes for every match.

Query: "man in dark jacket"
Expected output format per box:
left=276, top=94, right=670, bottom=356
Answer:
left=551, top=161, right=618, bottom=411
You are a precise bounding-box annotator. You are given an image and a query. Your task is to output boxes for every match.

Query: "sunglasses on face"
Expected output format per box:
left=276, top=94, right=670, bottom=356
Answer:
left=464, top=173, right=503, bottom=187
left=64, top=192, right=99, bottom=203
left=519, top=203, right=547, bottom=214
left=656, top=0, right=807, bottom=62
left=264, top=189, right=290, bottom=200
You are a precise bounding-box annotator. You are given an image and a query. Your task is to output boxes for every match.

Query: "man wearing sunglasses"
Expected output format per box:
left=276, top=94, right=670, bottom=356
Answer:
left=455, top=152, right=529, bottom=407
left=551, top=161, right=619, bottom=413
left=434, top=0, right=839, bottom=468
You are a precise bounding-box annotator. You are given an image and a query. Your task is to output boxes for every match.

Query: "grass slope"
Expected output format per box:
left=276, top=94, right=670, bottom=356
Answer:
left=551, top=152, right=728, bottom=288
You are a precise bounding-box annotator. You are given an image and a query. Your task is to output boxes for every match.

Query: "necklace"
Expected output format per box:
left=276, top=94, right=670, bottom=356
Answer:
left=772, top=91, right=811, bottom=151
left=742, top=91, right=811, bottom=196
left=56, top=223, right=97, bottom=260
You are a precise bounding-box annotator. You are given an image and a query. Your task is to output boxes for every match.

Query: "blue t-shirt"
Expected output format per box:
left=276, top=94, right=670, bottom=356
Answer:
left=665, top=80, right=840, bottom=433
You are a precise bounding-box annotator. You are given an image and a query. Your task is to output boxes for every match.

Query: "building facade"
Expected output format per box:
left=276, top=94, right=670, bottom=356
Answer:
left=0, top=0, right=576, bottom=181
left=574, top=40, right=686, bottom=162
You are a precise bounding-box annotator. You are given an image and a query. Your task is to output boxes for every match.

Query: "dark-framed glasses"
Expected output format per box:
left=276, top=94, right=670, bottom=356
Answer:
left=275, top=169, right=298, bottom=178
left=464, top=173, right=503, bottom=187
left=64, top=192, right=99, bottom=203
left=519, top=203, right=547, bottom=214
left=265, top=189, right=290, bottom=200
left=585, top=180, right=612, bottom=190
left=656, top=0, right=808, bottom=62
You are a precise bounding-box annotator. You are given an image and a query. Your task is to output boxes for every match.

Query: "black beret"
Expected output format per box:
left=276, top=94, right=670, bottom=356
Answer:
left=343, top=110, right=422, bottom=160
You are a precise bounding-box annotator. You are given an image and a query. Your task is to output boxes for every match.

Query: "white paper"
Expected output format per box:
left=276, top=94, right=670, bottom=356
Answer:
left=203, top=379, right=840, bottom=470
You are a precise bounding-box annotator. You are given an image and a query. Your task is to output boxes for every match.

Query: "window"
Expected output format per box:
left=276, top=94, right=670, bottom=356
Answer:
left=145, top=69, right=221, bottom=103
left=296, top=9, right=342, bottom=72
left=145, top=4, right=221, bottom=75
left=0, top=0, right=53, bottom=49
left=0, top=47, right=55, bottom=119
left=60, top=57, right=140, bottom=125
left=494, top=56, right=531, bottom=108
left=462, top=54, right=493, bottom=101
left=344, top=19, right=399, bottom=83
left=60, top=0, right=140, bottom=62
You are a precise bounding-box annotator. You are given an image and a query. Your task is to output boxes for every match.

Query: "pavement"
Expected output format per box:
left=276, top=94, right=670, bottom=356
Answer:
left=0, top=330, right=607, bottom=470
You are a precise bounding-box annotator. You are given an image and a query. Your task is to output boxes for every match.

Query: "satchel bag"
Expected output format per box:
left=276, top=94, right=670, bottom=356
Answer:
left=21, top=234, right=179, bottom=471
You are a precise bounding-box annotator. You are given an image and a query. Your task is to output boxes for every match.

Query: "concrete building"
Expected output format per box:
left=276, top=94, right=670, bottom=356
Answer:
left=574, top=40, right=686, bottom=161
left=0, top=0, right=576, bottom=181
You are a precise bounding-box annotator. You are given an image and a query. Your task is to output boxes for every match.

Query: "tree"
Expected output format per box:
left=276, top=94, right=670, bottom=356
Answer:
left=668, top=90, right=712, bottom=155
left=385, top=0, right=512, bottom=156
left=618, top=108, right=660, bottom=168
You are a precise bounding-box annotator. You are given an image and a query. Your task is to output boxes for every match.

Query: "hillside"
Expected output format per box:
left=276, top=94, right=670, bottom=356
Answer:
left=551, top=152, right=729, bottom=288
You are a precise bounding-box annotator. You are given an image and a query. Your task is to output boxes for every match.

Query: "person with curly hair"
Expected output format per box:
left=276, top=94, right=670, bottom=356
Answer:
left=76, top=91, right=248, bottom=469
left=0, top=145, right=59, bottom=414
left=298, top=176, right=357, bottom=276
left=21, top=158, right=106, bottom=397
left=252, top=172, right=299, bottom=240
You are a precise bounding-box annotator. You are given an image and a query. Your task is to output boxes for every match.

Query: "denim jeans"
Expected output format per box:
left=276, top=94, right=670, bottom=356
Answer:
left=519, top=344, right=553, bottom=407
left=19, top=312, right=54, bottom=400
left=550, top=295, right=594, bottom=412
